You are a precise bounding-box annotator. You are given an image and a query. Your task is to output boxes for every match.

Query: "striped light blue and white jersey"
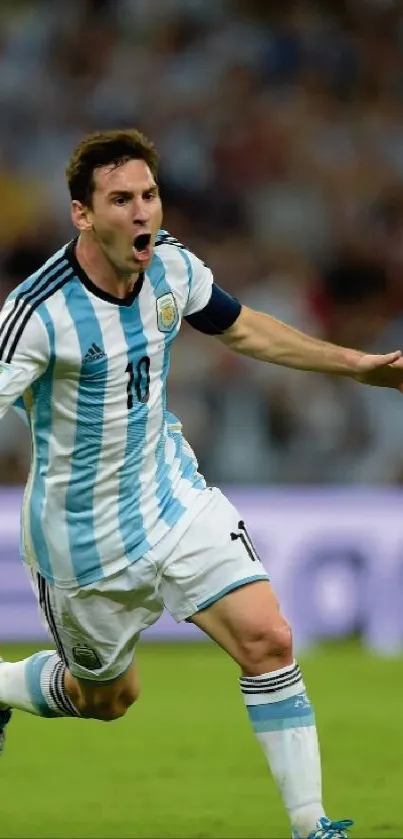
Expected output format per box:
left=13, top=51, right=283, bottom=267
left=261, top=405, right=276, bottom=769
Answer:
left=0, top=230, right=212, bottom=588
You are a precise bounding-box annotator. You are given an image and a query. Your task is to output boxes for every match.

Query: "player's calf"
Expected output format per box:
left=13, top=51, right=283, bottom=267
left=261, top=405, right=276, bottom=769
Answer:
left=76, top=696, right=135, bottom=721
left=0, top=651, right=80, bottom=719
left=65, top=665, right=141, bottom=722
left=191, top=582, right=335, bottom=836
left=72, top=684, right=140, bottom=722
left=0, top=652, right=140, bottom=724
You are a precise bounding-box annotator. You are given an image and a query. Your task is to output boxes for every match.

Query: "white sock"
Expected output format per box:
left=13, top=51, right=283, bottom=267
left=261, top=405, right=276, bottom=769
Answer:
left=240, top=661, right=325, bottom=836
left=0, top=652, right=79, bottom=717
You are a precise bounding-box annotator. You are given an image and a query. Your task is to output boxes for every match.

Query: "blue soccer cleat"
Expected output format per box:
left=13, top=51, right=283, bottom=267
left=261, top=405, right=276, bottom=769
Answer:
left=0, top=708, right=12, bottom=756
left=293, top=818, right=354, bottom=839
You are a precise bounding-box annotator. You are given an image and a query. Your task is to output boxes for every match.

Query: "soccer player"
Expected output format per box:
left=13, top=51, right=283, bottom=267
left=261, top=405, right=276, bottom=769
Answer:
left=1, top=130, right=402, bottom=839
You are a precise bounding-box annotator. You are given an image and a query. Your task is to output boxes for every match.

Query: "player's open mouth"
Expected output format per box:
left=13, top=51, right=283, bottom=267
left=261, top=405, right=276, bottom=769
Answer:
left=133, top=233, right=152, bottom=262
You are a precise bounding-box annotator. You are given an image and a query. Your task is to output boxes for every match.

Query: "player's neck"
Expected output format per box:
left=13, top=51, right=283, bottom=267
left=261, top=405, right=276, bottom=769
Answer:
left=75, top=235, right=140, bottom=300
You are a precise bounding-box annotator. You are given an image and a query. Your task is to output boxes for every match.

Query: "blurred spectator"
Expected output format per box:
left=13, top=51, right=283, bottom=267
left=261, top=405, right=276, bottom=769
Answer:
left=2, top=0, right=403, bottom=484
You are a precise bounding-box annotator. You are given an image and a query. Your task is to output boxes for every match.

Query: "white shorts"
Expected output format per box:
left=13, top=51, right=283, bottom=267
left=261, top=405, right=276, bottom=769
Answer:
left=32, top=487, right=269, bottom=682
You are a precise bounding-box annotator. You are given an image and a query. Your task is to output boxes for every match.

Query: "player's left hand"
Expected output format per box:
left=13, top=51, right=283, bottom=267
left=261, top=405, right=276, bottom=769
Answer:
left=353, top=351, right=403, bottom=391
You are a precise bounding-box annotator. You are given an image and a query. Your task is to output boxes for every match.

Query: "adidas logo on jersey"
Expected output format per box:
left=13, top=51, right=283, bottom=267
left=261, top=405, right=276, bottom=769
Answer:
left=83, top=343, right=106, bottom=362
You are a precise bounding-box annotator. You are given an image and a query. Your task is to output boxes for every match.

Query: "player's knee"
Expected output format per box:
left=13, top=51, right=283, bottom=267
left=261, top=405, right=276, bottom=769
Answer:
left=238, top=619, right=293, bottom=673
left=80, top=682, right=140, bottom=722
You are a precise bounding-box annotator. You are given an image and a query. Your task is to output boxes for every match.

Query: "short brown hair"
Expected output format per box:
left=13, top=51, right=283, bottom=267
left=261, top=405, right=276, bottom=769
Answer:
left=66, top=129, right=159, bottom=207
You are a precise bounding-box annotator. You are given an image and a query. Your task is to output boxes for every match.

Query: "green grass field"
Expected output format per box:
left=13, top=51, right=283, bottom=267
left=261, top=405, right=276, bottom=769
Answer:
left=1, top=640, right=403, bottom=838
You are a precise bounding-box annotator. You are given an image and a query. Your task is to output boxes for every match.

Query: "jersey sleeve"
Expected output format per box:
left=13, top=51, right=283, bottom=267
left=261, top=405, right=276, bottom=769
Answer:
left=183, top=253, right=215, bottom=317
left=184, top=283, right=242, bottom=334
left=0, top=298, right=50, bottom=420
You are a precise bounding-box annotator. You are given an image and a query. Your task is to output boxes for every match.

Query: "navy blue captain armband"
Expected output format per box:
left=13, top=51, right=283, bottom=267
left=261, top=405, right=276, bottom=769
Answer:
left=184, top=283, right=242, bottom=335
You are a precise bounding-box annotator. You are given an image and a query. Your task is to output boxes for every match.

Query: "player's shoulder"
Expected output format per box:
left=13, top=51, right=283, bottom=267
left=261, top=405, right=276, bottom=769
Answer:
left=6, top=242, right=73, bottom=304
left=154, top=229, right=208, bottom=281
left=154, top=229, right=204, bottom=267
left=155, top=229, right=188, bottom=252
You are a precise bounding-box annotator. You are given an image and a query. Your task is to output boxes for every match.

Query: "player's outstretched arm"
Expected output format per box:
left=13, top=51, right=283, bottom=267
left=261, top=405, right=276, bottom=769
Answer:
left=218, top=305, right=403, bottom=391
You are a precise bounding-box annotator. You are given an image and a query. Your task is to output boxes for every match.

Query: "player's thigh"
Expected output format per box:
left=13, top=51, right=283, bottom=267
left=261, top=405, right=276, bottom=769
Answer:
left=159, top=487, right=289, bottom=650
left=35, top=560, right=163, bottom=689
left=159, top=488, right=269, bottom=621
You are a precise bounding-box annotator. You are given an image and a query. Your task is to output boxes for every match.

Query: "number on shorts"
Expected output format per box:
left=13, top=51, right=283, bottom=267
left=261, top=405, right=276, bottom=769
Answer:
left=230, top=520, right=260, bottom=562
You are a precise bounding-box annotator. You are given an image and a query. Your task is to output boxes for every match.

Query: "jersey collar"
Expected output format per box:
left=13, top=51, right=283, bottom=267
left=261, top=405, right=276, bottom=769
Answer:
left=65, top=239, right=145, bottom=307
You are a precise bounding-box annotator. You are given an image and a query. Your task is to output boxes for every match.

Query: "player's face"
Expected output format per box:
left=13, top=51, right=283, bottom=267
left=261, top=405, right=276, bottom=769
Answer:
left=84, top=159, right=162, bottom=275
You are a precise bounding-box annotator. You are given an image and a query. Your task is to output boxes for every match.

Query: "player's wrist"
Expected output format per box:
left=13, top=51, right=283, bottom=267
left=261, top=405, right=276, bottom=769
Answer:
left=343, top=348, right=365, bottom=376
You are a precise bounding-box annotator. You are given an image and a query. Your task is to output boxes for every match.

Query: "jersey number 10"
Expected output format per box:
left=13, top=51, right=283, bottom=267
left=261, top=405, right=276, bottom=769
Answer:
left=125, top=356, right=151, bottom=409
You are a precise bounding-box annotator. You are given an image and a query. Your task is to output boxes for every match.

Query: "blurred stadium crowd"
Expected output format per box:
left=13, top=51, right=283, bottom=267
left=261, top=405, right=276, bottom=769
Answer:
left=1, top=0, right=403, bottom=485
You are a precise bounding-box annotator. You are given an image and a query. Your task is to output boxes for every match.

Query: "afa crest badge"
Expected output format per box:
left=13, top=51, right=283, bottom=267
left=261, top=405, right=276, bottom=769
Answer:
left=156, top=293, right=179, bottom=333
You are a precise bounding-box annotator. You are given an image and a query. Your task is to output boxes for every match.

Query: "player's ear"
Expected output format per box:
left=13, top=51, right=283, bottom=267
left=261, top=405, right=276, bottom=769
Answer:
left=71, top=200, right=93, bottom=232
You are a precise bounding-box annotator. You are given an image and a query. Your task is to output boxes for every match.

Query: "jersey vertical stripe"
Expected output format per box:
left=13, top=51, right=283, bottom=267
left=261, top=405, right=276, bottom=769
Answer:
left=150, top=242, right=207, bottom=506
left=20, top=394, right=37, bottom=573
left=62, top=283, right=105, bottom=584
left=34, top=292, right=81, bottom=583
left=27, top=306, right=57, bottom=582
left=90, top=305, right=128, bottom=570
left=118, top=301, right=150, bottom=557
left=158, top=246, right=207, bottom=501
left=129, top=273, right=168, bottom=547
left=172, top=431, right=205, bottom=489
left=36, top=293, right=79, bottom=585
left=178, top=247, right=194, bottom=299
left=148, top=254, right=186, bottom=526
